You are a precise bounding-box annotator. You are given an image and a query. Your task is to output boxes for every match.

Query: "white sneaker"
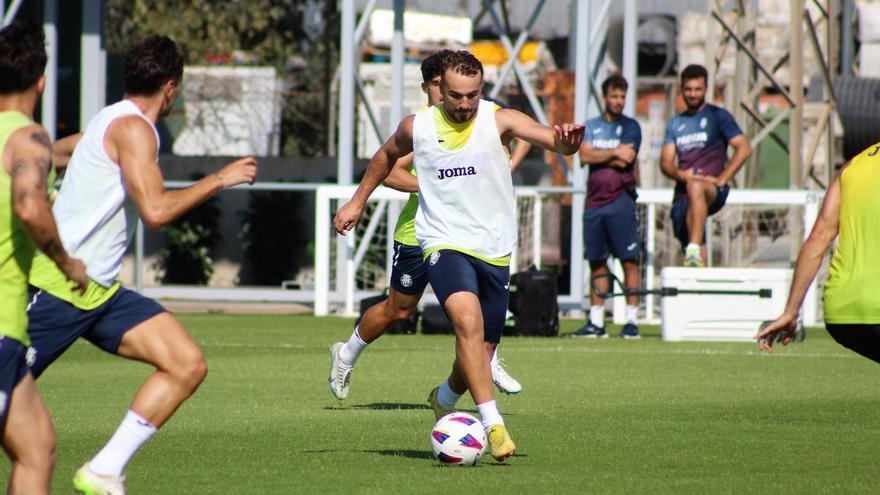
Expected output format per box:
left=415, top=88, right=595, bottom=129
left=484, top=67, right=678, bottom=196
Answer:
left=73, top=463, right=126, bottom=495
left=328, top=342, right=353, bottom=400
left=491, top=357, right=522, bottom=395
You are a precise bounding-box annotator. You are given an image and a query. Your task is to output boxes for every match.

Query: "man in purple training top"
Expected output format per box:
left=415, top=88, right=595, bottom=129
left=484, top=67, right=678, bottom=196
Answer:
left=571, top=75, right=643, bottom=339
left=660, top=64, right=751, bottom=267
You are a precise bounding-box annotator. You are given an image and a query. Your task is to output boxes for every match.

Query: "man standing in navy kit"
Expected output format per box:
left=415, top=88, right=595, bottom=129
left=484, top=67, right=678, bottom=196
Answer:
left=660, top=64, right=751, bottom=267
left=571, top=75, right=643, bottom=339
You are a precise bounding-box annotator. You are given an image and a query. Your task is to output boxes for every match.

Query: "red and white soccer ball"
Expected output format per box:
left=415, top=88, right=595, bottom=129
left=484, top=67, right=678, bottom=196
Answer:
left=430, top=412, right=487, bottom=467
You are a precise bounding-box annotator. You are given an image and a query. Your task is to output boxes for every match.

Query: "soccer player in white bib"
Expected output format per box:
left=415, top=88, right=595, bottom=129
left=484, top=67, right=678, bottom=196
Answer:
left=328, top=50, right=522, bottom=401
left=24, top=36, right=257, bottom=494
left=334, top=51, right=584, bottom=461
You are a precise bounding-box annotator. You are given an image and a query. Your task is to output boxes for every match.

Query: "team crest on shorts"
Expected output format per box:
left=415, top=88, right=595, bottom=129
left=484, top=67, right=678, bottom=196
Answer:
left=429, top=252, right=441, bottom=266
left=0, top=391, right=6, bottom=415
left=400, top=273, right=413, bottom=287
left=26, top=346, right=36, bottom=367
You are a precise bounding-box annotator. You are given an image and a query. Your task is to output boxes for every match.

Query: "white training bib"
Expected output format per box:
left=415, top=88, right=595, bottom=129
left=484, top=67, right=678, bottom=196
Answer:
left=412, top=99, right=516, bottom=259
left=52, top=100, right=159, bottom=287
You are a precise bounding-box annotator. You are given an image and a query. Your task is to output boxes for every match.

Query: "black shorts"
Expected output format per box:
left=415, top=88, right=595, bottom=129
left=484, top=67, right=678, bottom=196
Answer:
left=583, top=192, right=641, bottom=262
left=425, top=250, right=509, bottom=344
left=389, top=242, right=429, bottom=295
left=670, top=184, right=730, bottom=250
left=26, top=286, right=166, bottom=378
left=0, top=336, right=29, bottom=434
left=826, top=324, right=880, bottom=364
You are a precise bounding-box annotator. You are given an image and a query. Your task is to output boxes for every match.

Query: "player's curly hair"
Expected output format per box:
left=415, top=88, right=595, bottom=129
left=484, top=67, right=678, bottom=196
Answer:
left=0, top=21, right=47, bottom=95
left=680, top=64, right=709, bottom=84
left=124, top=35, right=185, bottom=96
left=421, top=49, right=454, bottom=83
left=444, top=50, right=483, bottom=78
left=601, top=74, right=628, bottom=96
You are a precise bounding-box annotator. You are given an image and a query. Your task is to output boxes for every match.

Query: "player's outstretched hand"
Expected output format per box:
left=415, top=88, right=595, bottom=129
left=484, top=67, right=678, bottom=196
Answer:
left=333, top=200, right=364, bottom=235
left=756, top=312, right=798, bottom=352
left=60, top=255, right=88, bottom=294
left=553, top=123, right=586, bottom=154
left=218, top=157, right=258, bottom=187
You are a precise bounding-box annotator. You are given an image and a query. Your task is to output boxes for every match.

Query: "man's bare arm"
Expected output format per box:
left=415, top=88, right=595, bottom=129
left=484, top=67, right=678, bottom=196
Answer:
left=51, top=132, right=83, bottom=171
left=659, top=143, right=686, bottom=181
left=111, top=117, right=257, bottom=230
left=509, top=138, right=532, bottom=171
left=717, top=134, right=752, bottom=186
left=757, top=171, right=841, bottom=351
left=496, top=109, right=584, bottom=155
left=7, top=126, right=87, bottom=290
left=334, top=116, right=415, bottom=234
left=580, top=142, right=633, bottom=169
left=383, top=152, right=418, bottom=193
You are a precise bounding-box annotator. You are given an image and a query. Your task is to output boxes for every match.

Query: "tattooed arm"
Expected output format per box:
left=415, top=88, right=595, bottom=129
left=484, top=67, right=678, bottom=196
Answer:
left=6, top=126, right=87, bottom=291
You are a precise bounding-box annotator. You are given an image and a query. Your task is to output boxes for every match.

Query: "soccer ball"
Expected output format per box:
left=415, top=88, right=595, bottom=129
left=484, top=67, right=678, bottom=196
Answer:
left=430, top=412, right=487, bottom=467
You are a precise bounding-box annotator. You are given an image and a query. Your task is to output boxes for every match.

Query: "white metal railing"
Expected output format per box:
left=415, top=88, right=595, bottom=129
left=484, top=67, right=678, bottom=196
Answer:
left=133, top=182, right=821, bottom=326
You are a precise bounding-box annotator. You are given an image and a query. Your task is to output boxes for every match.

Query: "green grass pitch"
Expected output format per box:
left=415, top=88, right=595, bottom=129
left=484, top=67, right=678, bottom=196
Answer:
left=4, top=314, right=879, bottom=493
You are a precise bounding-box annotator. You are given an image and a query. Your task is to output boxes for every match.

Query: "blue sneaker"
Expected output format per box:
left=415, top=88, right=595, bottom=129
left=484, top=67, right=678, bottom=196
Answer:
left=570, top=322, right=607, bottom=339
left=619, top=322, right=641, bottom=339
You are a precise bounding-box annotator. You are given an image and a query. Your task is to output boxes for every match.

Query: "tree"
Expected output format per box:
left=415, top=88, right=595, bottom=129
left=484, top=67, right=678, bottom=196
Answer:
left=105, top=0, right=338, bottom=157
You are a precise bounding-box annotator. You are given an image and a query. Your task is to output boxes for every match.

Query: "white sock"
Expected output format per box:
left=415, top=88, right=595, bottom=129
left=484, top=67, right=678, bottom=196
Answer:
left=626, top=305, right=638, bottom=324
left=437, top=380, right=462, bottom=409
left=89, top=410, right=157, bottom=477
left=589, top=305, right=604, bottom=327
left=490, top=347, right=498, bottom=365
left=338, top=327, right=367, bottom=367
left=477, top=400, right=504, bottom=429
left=685, top=243, right=700, bottom=255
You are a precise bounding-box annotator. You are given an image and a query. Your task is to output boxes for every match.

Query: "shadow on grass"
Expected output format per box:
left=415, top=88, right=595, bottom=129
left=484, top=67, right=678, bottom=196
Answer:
left=304, top=448, right=519, bottom=466
left=323, top=402, right=431, bottom=411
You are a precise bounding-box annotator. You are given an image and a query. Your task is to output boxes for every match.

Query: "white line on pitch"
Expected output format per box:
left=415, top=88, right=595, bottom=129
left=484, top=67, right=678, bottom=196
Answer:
left=197, top=341, right=855, bottom=359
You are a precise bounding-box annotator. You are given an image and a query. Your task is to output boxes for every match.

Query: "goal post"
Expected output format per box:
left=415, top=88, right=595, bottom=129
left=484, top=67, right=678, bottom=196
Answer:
left=314, top=185, right=543, bottom=316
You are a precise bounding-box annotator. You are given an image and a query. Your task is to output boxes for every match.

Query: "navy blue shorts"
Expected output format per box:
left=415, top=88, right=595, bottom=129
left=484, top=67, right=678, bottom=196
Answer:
left=389, top=242, right=429, bottom=295
left=583, top=192, right=641, bottom=262
left=0, top=337, right=29, bottom=433
left=826, top=324, right=880, bottom=364
left=425, top=250, right=509, bottom=344
left=26, top=286, right=166, bottom=379
left=670, top=184, right=730, bottom=250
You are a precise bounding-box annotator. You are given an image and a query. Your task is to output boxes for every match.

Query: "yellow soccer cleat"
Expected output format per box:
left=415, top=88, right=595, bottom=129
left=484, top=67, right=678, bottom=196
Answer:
left=487, top=424, right=517, bottom=461
left=73, top=463, right=126, bottom=495
left=426, top=386, right=452, bottom=420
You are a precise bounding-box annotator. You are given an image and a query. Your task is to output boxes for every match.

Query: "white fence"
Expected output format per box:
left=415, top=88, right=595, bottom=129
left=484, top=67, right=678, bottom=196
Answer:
left=312, top=184, right=823, bottom=325
left=132, top=182, right=822, bottom=325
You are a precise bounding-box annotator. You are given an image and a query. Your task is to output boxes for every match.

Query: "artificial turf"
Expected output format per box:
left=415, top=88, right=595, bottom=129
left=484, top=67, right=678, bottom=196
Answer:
left=4, top=314, right=879, bottom=494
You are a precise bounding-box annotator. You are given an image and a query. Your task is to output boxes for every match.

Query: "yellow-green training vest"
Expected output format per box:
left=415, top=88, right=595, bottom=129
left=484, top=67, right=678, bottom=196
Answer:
left=823, top=143, right=880, bottom=323
left=0, top=111, right=37, bottom=345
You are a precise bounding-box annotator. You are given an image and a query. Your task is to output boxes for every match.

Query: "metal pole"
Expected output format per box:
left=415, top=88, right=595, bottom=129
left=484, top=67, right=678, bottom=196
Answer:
left=135, top=220, right=144, bottom=293
left=623, top=0, right=637, bottom=117
left=789, top=0, right=803, bottom=189
left=42, top=0, right=58, bottom=141
left=789, top=0, right=804, bottom=265
left=1, top=0, right=23, bottom=26
left=841, top=0, right=854, bottom=76
left=571, top=0, right=590, bottom=310
left=390, top=0, right=404, bottom=135
left=80, top=0, right=106, bottom=128
left=337, top=0, right=355, bottom=185
left=336, top=0, right=356, bottom=311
